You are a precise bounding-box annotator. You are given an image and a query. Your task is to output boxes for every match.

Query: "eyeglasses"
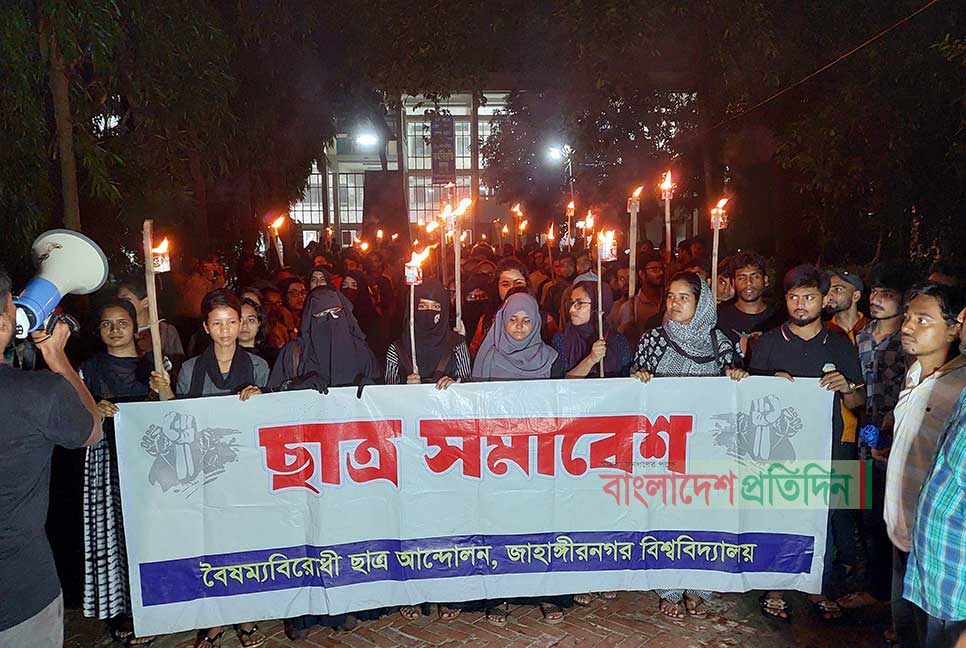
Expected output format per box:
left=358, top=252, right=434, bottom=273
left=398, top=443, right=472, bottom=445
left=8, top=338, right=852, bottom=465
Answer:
left=312, top=306, right=343, bottom=320
left=565, top=299, right=592, bottom=310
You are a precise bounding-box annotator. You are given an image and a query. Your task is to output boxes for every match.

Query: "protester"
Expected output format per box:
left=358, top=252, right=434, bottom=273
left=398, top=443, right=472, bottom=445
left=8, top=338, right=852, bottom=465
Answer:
left=554, top=281, right=632, bottom=378
left=541, top=255, right=576, bottom=321
left=268, top=286, right=379, bottom=394
left=617, top=251, right=666, bottom=344
left=0, top=266, right=102, bottom=648
left=238, top=297, right=274, bottom=366
left=573, top=254, right=598, bottom=283
left=629, top=271, right=747, bottom=619
left=308, top=265, right=333, bottom=290
left=886, top=283, right=966, bottom=646
left=471, top=291, right=570, bottom=624
left=529, top=249, right=550, bottom=292
left=176, top=255, right=226, bottom=335
left=902, top=302, right=966, bottom=647
left=339, top=270, right=382, bottom=353
left=384, top=278, right=471, bottom=388
left=238, top=286, right=263, bottom=306
left=749, top=264, right=865, bottom=623
left=279, top=276, right=308, bottom=326
left=79, top=300, right=155, bottom=645
left=716, top=257, right=736, bottom=304
left=116, top=276, right=186, bottom=371
left=716, top=251, right=783, bottom=359
left=148, top=289, right=267, bottom=648
left=840, top=263, right=911, bottom=618
left=265, top=286, right=380, bottom=638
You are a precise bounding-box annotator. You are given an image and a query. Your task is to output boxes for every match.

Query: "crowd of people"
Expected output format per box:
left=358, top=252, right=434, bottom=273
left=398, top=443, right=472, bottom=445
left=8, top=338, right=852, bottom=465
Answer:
left=2, top=233, right=965, bottom=648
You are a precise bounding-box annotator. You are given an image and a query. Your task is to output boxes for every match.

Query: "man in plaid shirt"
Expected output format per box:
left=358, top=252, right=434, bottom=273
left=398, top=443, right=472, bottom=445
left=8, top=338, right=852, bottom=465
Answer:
left=904, top=303, right=966, bottom=647
left=839, top=265, right=910, bottom=615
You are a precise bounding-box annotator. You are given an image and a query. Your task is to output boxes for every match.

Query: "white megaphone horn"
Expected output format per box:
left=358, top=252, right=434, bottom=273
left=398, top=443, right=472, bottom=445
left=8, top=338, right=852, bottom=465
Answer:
left=13, top=229, right=109, bottom=339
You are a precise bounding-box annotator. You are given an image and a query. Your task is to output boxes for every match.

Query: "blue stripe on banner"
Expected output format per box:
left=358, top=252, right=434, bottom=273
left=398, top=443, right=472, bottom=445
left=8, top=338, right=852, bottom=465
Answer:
left=139, top=529, right=814, bottom=606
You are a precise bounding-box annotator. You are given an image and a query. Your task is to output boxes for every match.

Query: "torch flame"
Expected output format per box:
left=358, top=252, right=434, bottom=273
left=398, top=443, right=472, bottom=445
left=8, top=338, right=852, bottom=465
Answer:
left=151, top=237, right=169, bottom=254
left=661, top=170, right=674, bottom=192
left=407, top=243, right=439, bottom=267
left=715, top=197, right=730, bottom=210
left=359, top=241, right=370, bottom=252
left=425, top=220, right=440, bottom=233
left=501, top=224, right=509, bottom=234
left=440, top=203, right=453, bottom=218
left=270, top=215, right=285, bottom=230
left=519, top=219, right=529, bottom=232
left=460, top=231, right=468, bottom=242
left=454, top=198, right=473, bottom=216
left=598, top=229, right=616, bottom=244
left=632, top=185, right=644, bottom=199
left=585, top=211, right=595, bottom=230
left=547, top=223, right=555, bottom=241
left=511, top=202, right=522, bottom=215
left=567, top=200, right=575, bottom=210
left=391, top=233, right=399, bottom=241
left=376, top=229, right=384, bottom=239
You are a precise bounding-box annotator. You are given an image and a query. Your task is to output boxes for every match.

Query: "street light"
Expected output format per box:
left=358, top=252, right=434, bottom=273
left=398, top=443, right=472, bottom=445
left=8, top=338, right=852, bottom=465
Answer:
left=547, top=144, right=576, bottom=250
left=355, top=132, right=379, bottom=147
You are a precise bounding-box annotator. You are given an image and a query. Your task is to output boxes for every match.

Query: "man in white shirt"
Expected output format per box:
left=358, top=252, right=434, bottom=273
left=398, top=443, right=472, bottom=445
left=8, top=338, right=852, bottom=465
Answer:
left=886, top=282, right=966, bottom=646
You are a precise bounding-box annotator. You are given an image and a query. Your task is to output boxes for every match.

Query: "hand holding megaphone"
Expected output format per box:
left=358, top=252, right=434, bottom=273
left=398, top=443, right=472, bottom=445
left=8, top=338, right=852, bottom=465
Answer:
left=14, top=229, right=108, bottom=339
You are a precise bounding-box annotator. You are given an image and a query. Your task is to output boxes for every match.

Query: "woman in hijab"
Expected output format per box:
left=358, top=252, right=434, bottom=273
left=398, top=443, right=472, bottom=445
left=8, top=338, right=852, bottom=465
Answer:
left=148, top=289, right=268, bottom=648
left=470, top=291, right=571, bottom=625
left=340, top=269, right=386, bottom=356
left=266, top=286, right=380, bottom=639
left=461, top=271, right=495, bottom=346
left=80, top=300, right=155, bottom=646
left=385, top=278, right=471, bottom=388
left=630, top=271, right=747, bottom=620
left=473, top=292, right=563, bottom=381
left=554, top=281, right=632, bottom=379
left=268, top=286, right=379, bottom=392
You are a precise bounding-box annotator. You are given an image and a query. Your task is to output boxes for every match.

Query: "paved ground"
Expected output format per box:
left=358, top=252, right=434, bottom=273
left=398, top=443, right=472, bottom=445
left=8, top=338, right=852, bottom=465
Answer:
left=65, top=591, right=889, bottom=648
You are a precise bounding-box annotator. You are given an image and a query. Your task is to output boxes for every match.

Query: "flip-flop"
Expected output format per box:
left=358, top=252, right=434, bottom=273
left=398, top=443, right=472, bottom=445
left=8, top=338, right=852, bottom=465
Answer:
left=540, top=603, right=564, bottom=625
left=658, top=597, right=686, bottom=620
left=759, top=593, right=791, bottom=623
left=437, top=605, right=461, bottom=621
left=399, top=606, right=421, bottom=620
left=235, top=624, right=265, bottom=648
left=573, top=593, right=595, bottom=606
left=811, top=598, right=844, bottom=623
left=684, top=595, right=709, bottom=619
left=485, top=605, right=510, bottom=627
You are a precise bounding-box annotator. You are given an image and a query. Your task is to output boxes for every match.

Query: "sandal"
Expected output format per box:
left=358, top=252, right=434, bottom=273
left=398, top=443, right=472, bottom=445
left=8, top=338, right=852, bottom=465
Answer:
left=485, top=605, right=510, bottom=627
left=437, top=605, right=461, bottom=621
left=599, top=591, right=618, bottom=600
left=659, top=597, right=685, bottom=620
left=684, top=594, right=708, bottom=619
left=759, top=593, right=791, bottom=623
left=399, top=605, right=421, bottom=620
left=574, top=593, right=595, bottom=606
left=539, top=603, right=564, bottom=625
left=235, top=624, right=265, bottom=648
left=811, top=597, right=843, bottom=622
left=195, top=629, right=224, bottom=648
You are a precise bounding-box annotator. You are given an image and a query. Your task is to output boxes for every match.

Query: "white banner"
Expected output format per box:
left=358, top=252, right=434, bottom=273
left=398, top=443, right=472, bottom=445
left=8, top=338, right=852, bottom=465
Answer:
left=115, top=376, right=834, bottom=635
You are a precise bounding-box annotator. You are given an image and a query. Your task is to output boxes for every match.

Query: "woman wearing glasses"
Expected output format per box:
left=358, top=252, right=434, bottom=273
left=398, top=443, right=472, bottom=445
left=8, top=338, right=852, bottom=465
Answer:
left=553, top=281, right=632, bottom=379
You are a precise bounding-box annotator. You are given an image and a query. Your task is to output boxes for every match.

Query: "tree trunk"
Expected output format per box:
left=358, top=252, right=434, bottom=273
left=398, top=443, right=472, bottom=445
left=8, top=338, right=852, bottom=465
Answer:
left=38, top=19, right=81, bottom=230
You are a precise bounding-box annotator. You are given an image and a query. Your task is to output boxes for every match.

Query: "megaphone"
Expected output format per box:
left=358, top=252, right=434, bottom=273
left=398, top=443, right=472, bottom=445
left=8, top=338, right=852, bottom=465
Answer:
left=14, top=229, right=109, bottom=339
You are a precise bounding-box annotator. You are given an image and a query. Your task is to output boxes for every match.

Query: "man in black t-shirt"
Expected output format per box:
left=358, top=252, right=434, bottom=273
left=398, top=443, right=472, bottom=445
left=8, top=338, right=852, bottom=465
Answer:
left=716, top=251, right=784, bottom=360
left=0, top=266, right=101, bottom=647
left=749, top=264, right=865, bottom=625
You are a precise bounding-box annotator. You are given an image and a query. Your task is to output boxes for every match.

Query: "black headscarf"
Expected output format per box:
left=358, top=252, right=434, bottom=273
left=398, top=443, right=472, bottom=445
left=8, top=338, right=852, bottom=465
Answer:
left=560, top=280, right=622, bottom=376
left=461, top=272, right=494, bottom=344
left=399, top=278, right=462, bottom=378
left=269, top=287, right=378, bottom=389
left=340, top=271, right=376, bottom=326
